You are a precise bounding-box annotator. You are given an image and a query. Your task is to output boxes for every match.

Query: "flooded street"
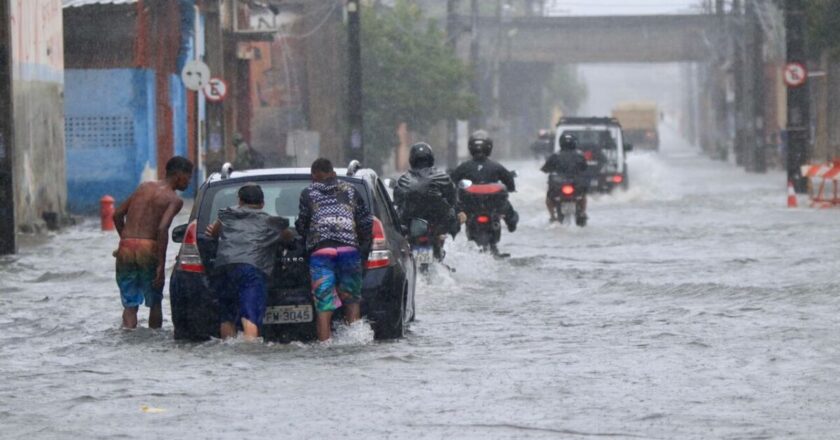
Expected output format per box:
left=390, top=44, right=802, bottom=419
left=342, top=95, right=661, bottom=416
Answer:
left=2, top=127, right=839, bottom=439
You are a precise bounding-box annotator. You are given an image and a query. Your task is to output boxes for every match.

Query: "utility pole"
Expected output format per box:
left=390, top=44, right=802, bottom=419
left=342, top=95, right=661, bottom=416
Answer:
left=346, top=0, right=364, bottom=164
left=748, top=0, right=767, bottom=172
left=713, top=0, right=728, bottom=160
left=446, top=0, right=460, bottom=169
left=490, top=0, right=502, bottom=154
left=732, top=0, right=746, bottom=166
left=0, top=0, right=15, bottom=255
left=468, top=0, right=480, bottom=135
left=785, top=0, right=810, bottom=192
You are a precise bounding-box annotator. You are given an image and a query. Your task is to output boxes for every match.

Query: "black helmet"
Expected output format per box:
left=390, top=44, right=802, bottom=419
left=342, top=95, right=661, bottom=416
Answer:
left=559, top=133, right=578, bottom=151
left=468, top=130, right=493, bottom=158
left=409, top=142, right=435, bottom=169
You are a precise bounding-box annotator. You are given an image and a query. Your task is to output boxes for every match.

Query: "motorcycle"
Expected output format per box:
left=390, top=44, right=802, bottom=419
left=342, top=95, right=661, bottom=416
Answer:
left=548, top=173, right=587, bottom=227
left=406, top=218, right=447, bottom=273
left=458, top=180, right=510, bottom=257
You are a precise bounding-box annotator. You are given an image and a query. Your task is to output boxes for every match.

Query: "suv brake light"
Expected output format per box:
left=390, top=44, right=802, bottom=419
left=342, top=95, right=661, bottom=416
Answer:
left=178, top=220, right=205, bottom=273
left=366, top=217, right=391, bottom=269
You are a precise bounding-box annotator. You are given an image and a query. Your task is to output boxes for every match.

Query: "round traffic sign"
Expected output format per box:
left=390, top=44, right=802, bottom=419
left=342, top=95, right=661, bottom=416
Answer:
left=203, top=78, right=228, bottom=102
left=783, top=62, right=807, bottom=88
left=181, top=60, right=211, bottom=91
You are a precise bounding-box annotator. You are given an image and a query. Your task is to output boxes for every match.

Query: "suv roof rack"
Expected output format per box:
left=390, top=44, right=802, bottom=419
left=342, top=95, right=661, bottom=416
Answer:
left=557, top=116, right=621, bottom=127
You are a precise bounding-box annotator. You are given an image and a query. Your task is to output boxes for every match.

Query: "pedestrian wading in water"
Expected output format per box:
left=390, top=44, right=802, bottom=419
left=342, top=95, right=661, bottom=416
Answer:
left=296, top=158, right=373, bottom=342
left=205, top=184, right=292, bottom=341
left=113, top=156, right=194, bottom=329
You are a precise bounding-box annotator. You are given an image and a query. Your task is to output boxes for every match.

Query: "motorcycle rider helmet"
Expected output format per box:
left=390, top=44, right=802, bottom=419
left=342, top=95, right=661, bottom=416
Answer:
left=409, top=142, right=435, bottom=169
left=468, top=130, right=493, bottom=158
left=559, top=133, right=578, bottom=151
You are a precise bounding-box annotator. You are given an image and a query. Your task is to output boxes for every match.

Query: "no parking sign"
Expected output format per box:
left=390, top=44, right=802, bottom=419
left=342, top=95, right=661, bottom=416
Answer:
left=203, top=78, right=228, bottom=102
left=783, top=62, right=808, bottom=88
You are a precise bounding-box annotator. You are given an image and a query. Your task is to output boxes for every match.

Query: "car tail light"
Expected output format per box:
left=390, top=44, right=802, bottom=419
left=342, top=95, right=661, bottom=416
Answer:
left=612, top=175, right=624, bottom=184
left=561, top=184, right=575, bottom=196
left=178, top=220, right=205, bottom=273
left=476, top=215, right=491, bottom=224
left=366, top=217, right=391, bottom=269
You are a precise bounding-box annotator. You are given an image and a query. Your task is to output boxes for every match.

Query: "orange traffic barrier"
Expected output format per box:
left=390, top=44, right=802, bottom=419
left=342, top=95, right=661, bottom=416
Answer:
left=100, top=195, right=115, bottom=231
left=801, top=160, right=840, bottom=208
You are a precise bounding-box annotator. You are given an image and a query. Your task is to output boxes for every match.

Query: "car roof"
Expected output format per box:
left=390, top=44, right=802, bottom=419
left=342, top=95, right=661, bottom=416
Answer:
left=556, top=116, right=621, bottom=127
left=205, top=167, right=380, bottom=188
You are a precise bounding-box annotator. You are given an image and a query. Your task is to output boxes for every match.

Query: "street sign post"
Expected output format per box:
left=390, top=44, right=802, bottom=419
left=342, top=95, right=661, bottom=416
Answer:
left=203, top=78, right=227, bottom=102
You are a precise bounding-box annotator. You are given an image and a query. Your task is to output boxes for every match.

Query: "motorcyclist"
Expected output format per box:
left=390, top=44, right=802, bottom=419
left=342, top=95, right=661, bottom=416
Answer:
left=530, top=129, right=554, bottom=159
left=541, top=133, right=588, bottom=222
left=393, top=143, right=460, bottom=257
left=450, top=130, right=519, bottom=232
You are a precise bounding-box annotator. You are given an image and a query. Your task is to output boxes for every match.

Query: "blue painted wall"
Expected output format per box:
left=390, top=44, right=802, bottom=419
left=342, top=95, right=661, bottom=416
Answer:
left=64, top=69, right=156, bottom=213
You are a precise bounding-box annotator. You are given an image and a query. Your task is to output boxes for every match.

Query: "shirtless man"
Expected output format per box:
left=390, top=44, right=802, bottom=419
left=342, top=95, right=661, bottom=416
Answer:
left=113, top=157, right=194, bottom=329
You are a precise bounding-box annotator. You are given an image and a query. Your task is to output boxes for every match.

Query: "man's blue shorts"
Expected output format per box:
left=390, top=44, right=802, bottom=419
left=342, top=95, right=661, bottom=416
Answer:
left=212, top=264, right=267, bottom=328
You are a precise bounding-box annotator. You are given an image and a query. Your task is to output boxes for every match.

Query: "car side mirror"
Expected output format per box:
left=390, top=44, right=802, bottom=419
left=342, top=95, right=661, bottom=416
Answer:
left=624, top=143, right=634, bottom=152
left=172, top=223, right=188, bottom=243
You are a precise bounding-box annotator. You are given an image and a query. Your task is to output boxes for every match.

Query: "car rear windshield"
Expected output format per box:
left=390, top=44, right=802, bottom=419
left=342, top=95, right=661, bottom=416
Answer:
left=560, top=129, right=618, bottom=151
left=199, top=178, right=371, bottom=227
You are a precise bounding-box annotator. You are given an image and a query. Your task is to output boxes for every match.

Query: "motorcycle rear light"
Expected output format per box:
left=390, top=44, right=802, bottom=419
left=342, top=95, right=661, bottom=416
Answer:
left=366, top=217, right=391, bottom=269
left=561, top=185, right=575, bottom=196
left=583, top=151, right=593, bottom=161
left=418, top=236, right=429, bottom=244
left=178, top=220, right=205, bottom=273
left=612, top=175, right=624, bottom=184
left=476, top=215, right=491, bottom=224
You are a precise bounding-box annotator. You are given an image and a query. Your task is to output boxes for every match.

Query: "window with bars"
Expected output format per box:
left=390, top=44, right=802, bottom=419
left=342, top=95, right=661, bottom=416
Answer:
left=65, top=116, right=134, bottom=149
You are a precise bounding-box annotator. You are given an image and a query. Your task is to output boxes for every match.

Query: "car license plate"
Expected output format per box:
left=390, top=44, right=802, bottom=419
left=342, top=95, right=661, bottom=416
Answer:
left=413, top=246, right=434, bottom=264
left=263, top=305, right=313, bottom=324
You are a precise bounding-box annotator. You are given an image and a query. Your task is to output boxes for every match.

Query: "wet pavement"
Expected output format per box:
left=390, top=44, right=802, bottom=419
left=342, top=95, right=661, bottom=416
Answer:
left=2, top=127, right=839, bottom=439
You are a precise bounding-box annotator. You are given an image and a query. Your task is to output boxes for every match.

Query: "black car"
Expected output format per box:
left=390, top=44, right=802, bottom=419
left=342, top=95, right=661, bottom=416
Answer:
left=168, top=165, right=417, bottom=342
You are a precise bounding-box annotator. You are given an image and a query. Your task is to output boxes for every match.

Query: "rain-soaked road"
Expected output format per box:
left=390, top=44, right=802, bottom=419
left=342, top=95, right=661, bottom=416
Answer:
left=2, top=127, right=840, bottom=439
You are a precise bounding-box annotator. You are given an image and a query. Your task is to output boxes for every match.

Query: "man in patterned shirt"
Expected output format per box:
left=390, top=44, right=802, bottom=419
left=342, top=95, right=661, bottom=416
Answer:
left=296, top=158, right=373, bottom=342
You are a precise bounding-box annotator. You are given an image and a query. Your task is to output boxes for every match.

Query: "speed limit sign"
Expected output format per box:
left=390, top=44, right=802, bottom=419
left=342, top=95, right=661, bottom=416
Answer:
left=203, top=78, right=228, bottom=102
left=783, top=62, right=808, bottom=88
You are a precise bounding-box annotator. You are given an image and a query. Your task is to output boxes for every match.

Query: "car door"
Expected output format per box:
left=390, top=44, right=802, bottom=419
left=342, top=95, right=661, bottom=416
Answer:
left=374, top=179, right=416, bottom=319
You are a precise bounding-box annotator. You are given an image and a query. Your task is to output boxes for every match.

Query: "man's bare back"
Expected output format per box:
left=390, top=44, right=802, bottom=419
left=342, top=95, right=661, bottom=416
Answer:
left=116, top=181, right=183, bottom=240
left=112, top=156, right=193, bottom=329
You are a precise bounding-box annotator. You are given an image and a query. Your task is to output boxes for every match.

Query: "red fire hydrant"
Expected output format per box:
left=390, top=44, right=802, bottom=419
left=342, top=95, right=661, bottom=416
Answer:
left=100, top=195, right=115, bottom=231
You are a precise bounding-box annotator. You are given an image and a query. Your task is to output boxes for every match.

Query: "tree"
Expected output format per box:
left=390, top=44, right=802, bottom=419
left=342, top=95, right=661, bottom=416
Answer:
left=362, top=1, right=478, bottom=171
left=807, top=0, right=840, bottom=58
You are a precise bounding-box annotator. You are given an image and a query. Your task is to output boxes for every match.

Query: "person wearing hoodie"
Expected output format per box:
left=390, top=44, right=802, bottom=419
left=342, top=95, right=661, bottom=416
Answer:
left=205, top=184, right=291, bottom=340
left=296, top=158, right=374, bottom=342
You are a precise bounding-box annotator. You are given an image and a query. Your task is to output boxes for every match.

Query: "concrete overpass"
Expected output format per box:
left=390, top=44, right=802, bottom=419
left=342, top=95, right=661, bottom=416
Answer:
left=460, top=14, right=721, bottom=64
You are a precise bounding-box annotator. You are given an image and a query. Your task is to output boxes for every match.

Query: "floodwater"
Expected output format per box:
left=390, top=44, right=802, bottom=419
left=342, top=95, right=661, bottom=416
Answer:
left=2, top=126, right=839, bottom=439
